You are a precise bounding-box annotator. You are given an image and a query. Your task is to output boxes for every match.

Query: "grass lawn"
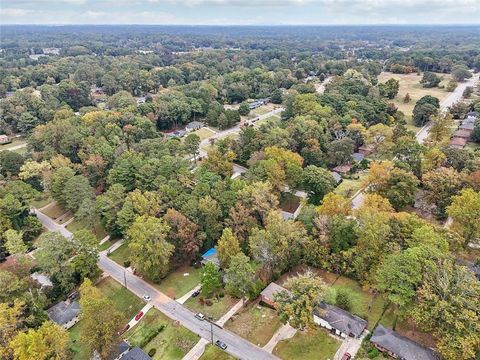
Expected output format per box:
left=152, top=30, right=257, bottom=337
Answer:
left=199, top=344, right=236, bottom=360
left=224, top=303, right=282, bottom=347
left=107, top=242, right=130, bottom=267
left=273, top=328, right=341, bottom=360
left=31, top=194, right=53, bottom=209
left=190, top=128, right=216, bottom=141
left=184, top=294, right=238, bottom=321
left=127, top=308, right=199, bottom=360
left=254, top=115, right=280, bottom=128
left=378, top=72, right=452, bottom=130
left=153, top=266, right=201, bottom=299
left=66, top=218, right=108, bottom=241
left=252, top=103, right=274, bottom=116
left=279, top=192, right=301, bottom=213
left=0, top=138, right=27, bottom=151
left=334, top=173, right=367, bottom=198
left=69, top=277, right=146, bottom=359
left=41, top=202, right=72, bottom=223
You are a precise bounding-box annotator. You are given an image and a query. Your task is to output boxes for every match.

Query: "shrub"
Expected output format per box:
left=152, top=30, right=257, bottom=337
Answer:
left=124, top=260, right=131, bottom=268
left=218, top=291, right=225, bottom=298
left=367, top=347, right=380, bottom=359
left=205, top=299, right=213, bottom=306
left=148, top=348, right=157, bottom=357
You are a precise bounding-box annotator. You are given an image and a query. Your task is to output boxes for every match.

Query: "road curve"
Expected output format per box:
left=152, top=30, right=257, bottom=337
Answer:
left=33, top=208, right=279, bottom=360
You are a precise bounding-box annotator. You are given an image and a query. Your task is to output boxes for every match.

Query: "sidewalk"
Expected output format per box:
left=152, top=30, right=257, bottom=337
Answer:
left=263, top=323, right=297, bottom=353
left=104, top=239, right=124, bottom=254
left=182, top=338, right=209, bottom=360
left=177, top=284, right=201, bottom=304
left=216, top=299, right=244, bottom=327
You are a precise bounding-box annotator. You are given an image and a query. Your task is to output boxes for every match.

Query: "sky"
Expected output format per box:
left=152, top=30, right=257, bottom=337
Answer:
left=1, top=0, right=479, bottom=25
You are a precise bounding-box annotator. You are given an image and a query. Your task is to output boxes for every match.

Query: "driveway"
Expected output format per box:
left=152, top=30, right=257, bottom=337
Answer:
left=34, top=208, right=279, bottom=360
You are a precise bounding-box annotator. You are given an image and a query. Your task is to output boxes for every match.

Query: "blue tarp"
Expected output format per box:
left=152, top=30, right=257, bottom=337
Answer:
left=202, top=248, right=217, bottom=258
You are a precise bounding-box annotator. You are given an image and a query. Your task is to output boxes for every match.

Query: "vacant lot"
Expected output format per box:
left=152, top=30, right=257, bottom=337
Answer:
left=378, top=72, right=452, bottom=129
left=251, top=103, right=275, bottom=116
left=66, top=218, right=108, bottom=241
left=199, top=344, right=236, bottom=360
left=107, top=242, right=130, bottom=267
left=0, top=138, right=27, bottom=152
left=254, top=115, right=280, bottom=128
left=225, top=303, right=282, bottom=347
left=127, top=308, right=199, bottom=360
left=184, top=294, right=238, bottom=321
left=153, top=266, right=201, bottom=299
left=40, top=202, right=73, bottom=224
left=190, top=127, right=216, bottom=141
left=69, top=277, right=145, bottom=359
left=333, top=173, right=367, bottom=198
left=273, top=328, right=341, bottom=360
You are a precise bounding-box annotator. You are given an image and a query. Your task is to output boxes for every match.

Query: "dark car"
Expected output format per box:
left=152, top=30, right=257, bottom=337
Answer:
left=341, top=352, right=351, bottom=360
left=191, top=289, right=201, bottom=298
left=215, top=340, right=227, bottom=350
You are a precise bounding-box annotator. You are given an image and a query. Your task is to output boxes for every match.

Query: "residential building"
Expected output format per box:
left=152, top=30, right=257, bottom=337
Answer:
left=260, top=282, right=289, bottom=308
left=46, top=300, right=81, bottom=330
left=313, top=302, right=367, bottom=338
left=185, top=121, right=204, bottom=132
left=200, top=248, right=220, bottom=267
left=370, top=325, right=438, bottom=360
left=122, top=347, right=152, bottom=360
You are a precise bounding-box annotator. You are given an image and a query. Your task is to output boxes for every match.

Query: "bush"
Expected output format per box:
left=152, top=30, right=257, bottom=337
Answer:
left=218, top=291, right=225, bottom=298
left=135, top=324, right=166, bottom=348
left=205, top=299, right=213, bottom=306
left=367, top=347, right=380, bottom=359
left=148, top=348, right=157, bottom=357
left=124, top=260, right=131, bottom=268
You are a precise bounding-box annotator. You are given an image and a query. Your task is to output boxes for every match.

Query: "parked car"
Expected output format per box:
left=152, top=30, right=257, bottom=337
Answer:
left=135, top=311, right=144, bottom=321
left=341, top=352, right=351, bottom=360
left=191, top=289, right=201, bottom=297
left=143, top=294, right=151, bottom=302
left=195, top=313, right=206, bottom=321
left=118, top=324, right=130, bottom=335
left=215, top=340, right=227, bottom=350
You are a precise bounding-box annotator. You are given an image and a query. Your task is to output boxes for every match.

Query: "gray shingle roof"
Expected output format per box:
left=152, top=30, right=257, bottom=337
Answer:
left=315, top=302, right=367, bottom=337
left=371, top=325, right=438, bottom=360
left=260, top=282, right=289, bottom=302
left=46, top=300, right=80, bottom=326
left=122, top=347, right=151, bottom=360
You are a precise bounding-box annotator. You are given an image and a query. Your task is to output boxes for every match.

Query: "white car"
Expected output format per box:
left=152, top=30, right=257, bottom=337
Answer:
left=195, top=313, right=206, bottom=321
left=143, top=295, right=151, bottom=302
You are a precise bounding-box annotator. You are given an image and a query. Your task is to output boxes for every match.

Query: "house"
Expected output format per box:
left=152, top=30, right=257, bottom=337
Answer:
left=332, top=164, right=352, bottom=175
left=449, top=137, right=467, bottom=149
left=260, top=282, right=289, bottom=308
left=358, top=144, right=374, bottom=156
left=313, top=302, right=367, bottom=339
left=200, top=248, right=220, bottom=267
left=459, top=122, right=475, bottom=133
left=135, top=96, right=147, bottom=105
left=249, top=98, right=269, bottom=110
left=30, top=272, right=53, bottom=290
left=370, top=325, right=438, bottom=360
left=331, top=171, right=342, bottom=184
left=185, top=121, right=204, bottom=132
left=0, top=134, right=10, bottom=144
left=168, top=130, right=186, bottom=138
left=352, top=152, right=365, bottom=162
left=108, top=340, right=130, bottom=360
left=453, top=129, right=472, bottom=139
left=122, top=347, right=152, bottom=360
left=46, top=300, right=81, bottom=330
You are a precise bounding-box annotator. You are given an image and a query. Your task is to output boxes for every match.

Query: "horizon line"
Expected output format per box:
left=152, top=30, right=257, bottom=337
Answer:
left=2, top=23, right=480, bottom=27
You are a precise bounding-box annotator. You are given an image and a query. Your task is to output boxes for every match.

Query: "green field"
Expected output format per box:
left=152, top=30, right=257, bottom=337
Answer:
left=107, top=242, right=130, bottom=266
left=66, top=218, right=108, bottom=241
left=127, top=308, right=199, bottom=360
left=225, top=303, right=282, bottom=347
left=199, top=344, right=236, bottom=360
left=273, top=328, right=341, bottom=360
left=184, top=294, right=238, bottom=321
left=153, top=266, right=201, bottom=299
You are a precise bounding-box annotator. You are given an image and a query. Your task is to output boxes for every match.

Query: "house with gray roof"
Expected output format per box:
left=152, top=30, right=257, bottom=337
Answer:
left=260, top=282, right=289, bottom=308
left=46, top=300, right=80, bottom=330
left=313, top=302, right=367, bottom=338
left=122, top=347, right=151, bottom=360
left=185, top=121, right=204, bottom=132
left=371, top=325, right=438, bottom=360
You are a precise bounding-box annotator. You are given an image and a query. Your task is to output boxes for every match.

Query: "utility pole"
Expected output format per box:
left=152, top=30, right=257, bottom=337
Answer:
left=123, top=271, right=127, bottom=289
left=210, top=322, right=213, bottom=344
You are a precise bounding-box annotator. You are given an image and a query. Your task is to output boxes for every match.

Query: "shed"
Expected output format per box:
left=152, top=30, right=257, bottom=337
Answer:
left=370, top=325, right=438, bottom=360
left=201, top=248, right=220, bottom=267
left=313, top=302, right=367, bottom=339
left=331, top=171, right=342, bottom=184
left=46, top=300, right=81, bottom=330
left=260, top=282, right=289, bottom=308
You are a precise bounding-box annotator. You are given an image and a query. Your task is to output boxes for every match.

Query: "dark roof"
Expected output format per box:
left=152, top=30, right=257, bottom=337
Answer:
left=459, top=123, right=475, bottom=130
left=352, top=152, right=365, bottom=162
left=371, top=325, right=438, bottom=360
left=315, top=302, right=367, bottom=337
left=46, top=300, right=80, bottom=326
left=186, top=121, right=204, bottom=129
left=122, top=347, right=151, bottom=360
left=261, top=282, right=289, bottom=301
left=108, top=341, right=130, bottom=360
left=331, top=171, right=342, bottom=183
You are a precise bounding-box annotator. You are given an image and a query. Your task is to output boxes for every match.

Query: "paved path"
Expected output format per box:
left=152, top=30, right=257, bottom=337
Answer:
left=176, top=284, right=201, bottom=305
left=0, top=142, right=27, bottom=152
left=217, top=299, right=244, bottom=327
left=34, top=208, right=278, bottom=360
left=182, top=338, right=210, bottom=360
left=263, top=323, right=297, bottom=353
left=333, top=332, right=367, bottom=360
left=125, top=304, right=153, bottom=332
left=105, top=239, right=124, bottom=254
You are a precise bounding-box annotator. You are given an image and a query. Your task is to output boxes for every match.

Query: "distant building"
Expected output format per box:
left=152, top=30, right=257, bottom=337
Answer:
left=313, top=302, right=367, bottom=339
left=42, top=48, right=60, bottom=55
left=358, top=144, right=374, bottom=156
left=135, top=96, right=147, bottom=105
left=200, top=248, right=220, bottom=267
left=30, top=272, right=53, bottom=290
left=46, top=300, right=80, bottom=330
left=185, top=121, right=204, bottom=132
left=260, top=282, right=289, bottom=308
left=0, top=134, right=10, bottom=144
left=370, top=325, right=438, bottom=360
left=249, top=98, right=269, bottom=109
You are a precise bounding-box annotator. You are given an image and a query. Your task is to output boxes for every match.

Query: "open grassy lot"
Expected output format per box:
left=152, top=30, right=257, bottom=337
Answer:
left=199, top=344, right=236, bottom=360
left=254, top=115, right=280, bottom=128
left=333, top=172, right=367, bottom=198
left=184, top=294, right=238, bottom=321
left=127, top=308, right=199, bottom=360
left=107, top=242, right=130, bottom=267
left=378, top=72, right=452, bottom=130
left=225, top=303, right=282, bottom=347
left=31, top=194, right=53, bottom=209
left=273, top=328, right=341, bottom=360
left=190, top=127, right=216, bottom=141
left=66, top=218, right=108, bottom=241
left=153, top=266, right=201, bottom=299
left=0, top=138, right=27, bottom=151
left=251, top=103, right=275, bottom=116
left=69, top=277, right=145, bottom=359
left=41, top=202, right=69, bottom=220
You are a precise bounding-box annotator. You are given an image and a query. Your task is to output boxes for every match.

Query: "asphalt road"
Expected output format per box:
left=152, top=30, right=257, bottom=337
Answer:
left=33, top=209, right=279, bottom=360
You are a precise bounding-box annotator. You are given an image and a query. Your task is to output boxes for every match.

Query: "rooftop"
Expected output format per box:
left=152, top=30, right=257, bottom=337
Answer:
left=315, top=302, right=367, bottom=337
left=122, top=347, right=152, bottom=360
left=261, top=282, right=289, bottom=301
left=47, top=300, right=80, bottom=326
left=371, top=325, right=438, bottom=360
left=201, top=248, right=220, bottom=267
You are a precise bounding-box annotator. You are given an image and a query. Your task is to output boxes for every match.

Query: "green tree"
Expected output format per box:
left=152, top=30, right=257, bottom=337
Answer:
left=9, top=321, right=69, bottom=360
left=451, top=65, right=472, bottom=82
left=4, top=229, right=27, bottom=255
left=302, top=165, right=337, bottom=205
left=420, top=72, right=441, bottom=88
left=79, top=279, right=123, bottom=359
left=423, top=167, right=463, bottom=219
left=447, top=188, right=480, bottom=247
left=216, top=228, right=241, bottom=268
left=274, top=271, right=326, bottom=330
left=184, top=133, right=201, bottom=163
left=71, top=230, right=100, bottom=280
left=238, top=102, right=250, bottom=116
left=126, top=215, right=174, bottom=281
left=200, top=261, right=222, bottom=296
left=62, top=175, right=94, bottom=213
left=224, top=253, right=256, bottom=299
